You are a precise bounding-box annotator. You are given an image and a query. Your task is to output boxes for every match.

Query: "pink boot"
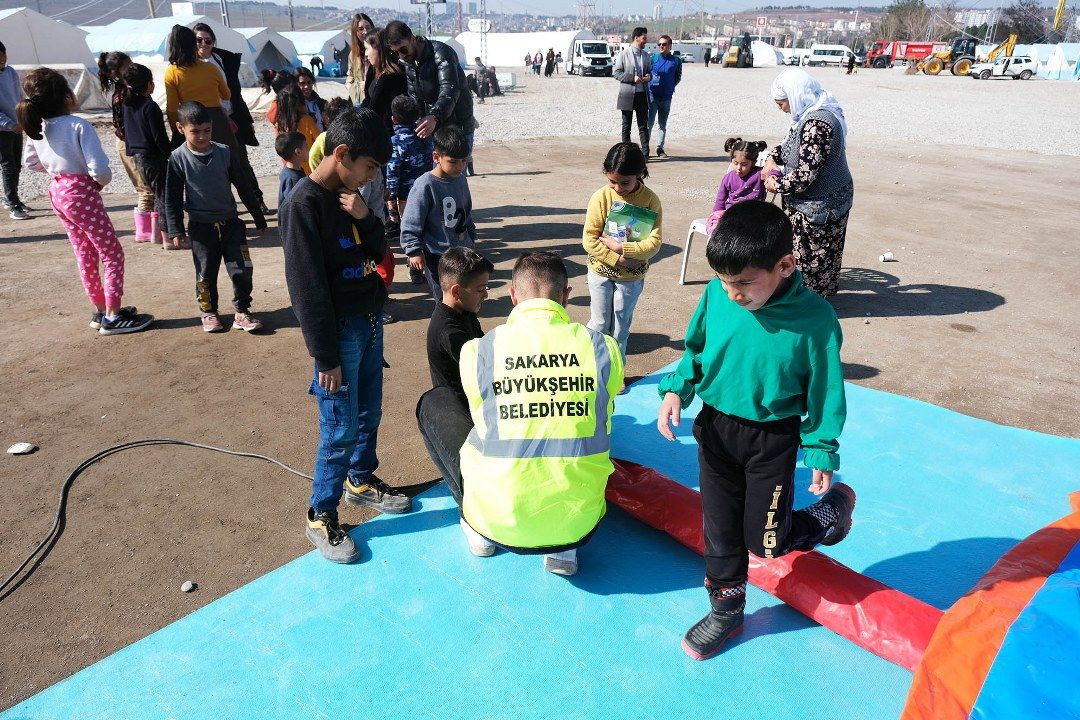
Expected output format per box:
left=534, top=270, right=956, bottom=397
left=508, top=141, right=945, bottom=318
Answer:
left=149, top=212, right=162, bottom=244
left=134, top=210, right=152, bottom=242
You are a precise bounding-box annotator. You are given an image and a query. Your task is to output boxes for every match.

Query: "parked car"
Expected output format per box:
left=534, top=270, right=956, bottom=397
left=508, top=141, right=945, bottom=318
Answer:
left=968, top=55, right=1035, bottom=80
left=673, top=50, right=696, bottom=63
left=806, top=43, right=854, bottom=67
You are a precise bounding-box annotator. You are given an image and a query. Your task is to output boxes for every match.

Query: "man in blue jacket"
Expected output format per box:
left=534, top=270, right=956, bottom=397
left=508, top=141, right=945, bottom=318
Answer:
left=647, top=35, right=683, bottom=159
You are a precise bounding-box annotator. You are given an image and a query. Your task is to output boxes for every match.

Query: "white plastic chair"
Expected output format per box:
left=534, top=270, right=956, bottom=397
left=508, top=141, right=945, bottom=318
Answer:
left=679, top=218, right=709, bottom=285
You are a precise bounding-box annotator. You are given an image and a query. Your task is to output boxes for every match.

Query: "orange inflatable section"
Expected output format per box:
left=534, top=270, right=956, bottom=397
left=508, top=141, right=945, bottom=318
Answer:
left=900, top=497, right=1080, bottom=720
left=606, top=458, right=943, bottom=671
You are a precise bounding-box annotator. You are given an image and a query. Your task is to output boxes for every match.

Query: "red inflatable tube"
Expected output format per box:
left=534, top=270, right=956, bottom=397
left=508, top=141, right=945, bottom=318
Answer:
left=606, top=458, right=943, bottom=671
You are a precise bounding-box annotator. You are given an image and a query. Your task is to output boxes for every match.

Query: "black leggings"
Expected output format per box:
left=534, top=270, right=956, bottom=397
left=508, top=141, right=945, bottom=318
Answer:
left=621, top=91, right=650, bottom=153
left=693, top=404, right=829, bottom=587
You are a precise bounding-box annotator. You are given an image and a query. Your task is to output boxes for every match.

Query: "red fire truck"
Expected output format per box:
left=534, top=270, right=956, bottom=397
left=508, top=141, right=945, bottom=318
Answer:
left=865, top=40, right=947, bottom=68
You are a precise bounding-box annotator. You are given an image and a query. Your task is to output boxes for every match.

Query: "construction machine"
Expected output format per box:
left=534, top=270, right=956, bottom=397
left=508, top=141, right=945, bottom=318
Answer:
left=916, top=33, right=1017, bottom=76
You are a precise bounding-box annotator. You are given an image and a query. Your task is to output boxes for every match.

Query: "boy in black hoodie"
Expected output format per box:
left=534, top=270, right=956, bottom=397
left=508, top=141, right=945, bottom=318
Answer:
left=281, top=108, right=412, bottom=563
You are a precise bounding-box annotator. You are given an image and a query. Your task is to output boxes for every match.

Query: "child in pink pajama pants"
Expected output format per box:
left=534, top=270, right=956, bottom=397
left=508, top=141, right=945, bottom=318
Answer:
left=19, top=68, right=153, bottom=335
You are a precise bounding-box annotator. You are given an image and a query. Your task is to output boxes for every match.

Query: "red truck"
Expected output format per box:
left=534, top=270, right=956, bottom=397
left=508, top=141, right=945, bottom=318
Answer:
left=865, top=40, right=947, bottom=68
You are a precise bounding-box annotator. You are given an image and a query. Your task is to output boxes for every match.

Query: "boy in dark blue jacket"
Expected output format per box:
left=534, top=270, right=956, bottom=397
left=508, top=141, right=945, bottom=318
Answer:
left=385, top=94, right=434, bottom=225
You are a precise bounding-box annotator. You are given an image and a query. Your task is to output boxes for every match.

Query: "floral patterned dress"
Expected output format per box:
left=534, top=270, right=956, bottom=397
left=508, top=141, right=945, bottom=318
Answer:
left=770, top=118, right=850, bottom=297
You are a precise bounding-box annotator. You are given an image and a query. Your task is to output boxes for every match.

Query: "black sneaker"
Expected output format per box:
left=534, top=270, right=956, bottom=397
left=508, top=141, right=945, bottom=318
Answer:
left=305, top=508, right=360, bottom=563
left=409, top=266, right=426, bottom=285
left=8, top=206, right=29, bottom=220
left=817, top=482, right=856, bottom=546
left=90, top=306, right=136, bottom=330
left=656, top=148, right=668, bottom=158
left=343, top=476, right=412, bottom=514
left=98, top=307, right=154, bottom=336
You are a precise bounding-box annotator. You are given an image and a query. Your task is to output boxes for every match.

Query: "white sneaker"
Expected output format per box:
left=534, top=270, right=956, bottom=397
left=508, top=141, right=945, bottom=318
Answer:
left=460, top=517, right=496, bottom=557
left=543, top=549, right=578, bottom=576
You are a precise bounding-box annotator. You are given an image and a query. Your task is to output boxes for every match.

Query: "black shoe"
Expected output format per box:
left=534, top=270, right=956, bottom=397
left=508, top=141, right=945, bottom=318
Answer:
left=683, top=584, right=745, bottom=660
left=817, top=482, right=856, bottom=546
left=656, top=148, right=668, bottom=158
left=344, top=475, right=412, bottom=514
left=99, top=307, right=154, bottom=336
left=409, top=267, right=426, bottom=285
left=305, top=508, right=360, bottom=563
left=682, top=610, right=744, bottom=660
left=258, top=200, right=274, bottom=216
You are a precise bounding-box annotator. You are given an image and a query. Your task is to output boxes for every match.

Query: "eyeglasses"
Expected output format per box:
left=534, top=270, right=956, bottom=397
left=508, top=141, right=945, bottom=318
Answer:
left=195, top=37, right=214, bottom=45
left=658, top=42, right=670, bottom=47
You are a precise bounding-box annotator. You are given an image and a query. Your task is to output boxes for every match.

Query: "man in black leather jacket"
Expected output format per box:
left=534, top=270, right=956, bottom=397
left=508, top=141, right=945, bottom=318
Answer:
left=384, top=20, right=474, bottom=143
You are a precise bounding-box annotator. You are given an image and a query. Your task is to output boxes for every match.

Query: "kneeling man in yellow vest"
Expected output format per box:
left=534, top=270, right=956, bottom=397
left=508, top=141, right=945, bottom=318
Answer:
left=458, top=252, right=625, bottom=576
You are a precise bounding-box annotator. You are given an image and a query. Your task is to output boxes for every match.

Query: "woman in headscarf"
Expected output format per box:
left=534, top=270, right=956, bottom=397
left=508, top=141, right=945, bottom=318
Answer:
left=346, top=12, right=376, bottom=108
left=763, top=68, right=853, bottom=297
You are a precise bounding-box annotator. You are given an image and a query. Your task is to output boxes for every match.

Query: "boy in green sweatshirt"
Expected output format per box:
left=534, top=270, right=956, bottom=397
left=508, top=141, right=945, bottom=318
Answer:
left=656, top=200, right=855, bottom=661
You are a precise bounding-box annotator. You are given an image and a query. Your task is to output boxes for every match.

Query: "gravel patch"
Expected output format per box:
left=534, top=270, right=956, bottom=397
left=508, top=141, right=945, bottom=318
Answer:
left=17, top=65, right=1078, bottom=201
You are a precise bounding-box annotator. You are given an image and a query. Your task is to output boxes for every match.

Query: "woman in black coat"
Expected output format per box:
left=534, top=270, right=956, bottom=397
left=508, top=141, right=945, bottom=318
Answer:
left=194, top=23, right=268, bottom=214
left=362, top=31, right=407, bottom=129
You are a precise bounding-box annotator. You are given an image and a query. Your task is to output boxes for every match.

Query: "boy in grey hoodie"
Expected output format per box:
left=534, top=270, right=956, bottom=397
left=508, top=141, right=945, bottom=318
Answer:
left=400, top=126, right=477, bottom=302
left=0, top=40, right=29, bottom=219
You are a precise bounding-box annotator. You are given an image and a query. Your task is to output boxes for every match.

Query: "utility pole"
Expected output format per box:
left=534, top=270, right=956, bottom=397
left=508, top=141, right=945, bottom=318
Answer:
left=480, top=0, right=488, bottom=62
left=287, top=0, right=295, bottom=30
left=147, top=0, right=156, bottom=18
left=456, top=0, right=463, bottom=35
left=219, top=0, right=230, bottom=27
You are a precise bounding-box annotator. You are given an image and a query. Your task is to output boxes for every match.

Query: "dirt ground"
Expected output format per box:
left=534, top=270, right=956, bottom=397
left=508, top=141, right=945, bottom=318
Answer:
left=1, top=135, right=1078, bottom=708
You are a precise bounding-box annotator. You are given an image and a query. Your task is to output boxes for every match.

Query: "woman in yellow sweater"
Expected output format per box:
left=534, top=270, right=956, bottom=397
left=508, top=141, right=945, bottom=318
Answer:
left=582, top=142, right=663, bottom=375
left=163, top=25, right=239, bottom=156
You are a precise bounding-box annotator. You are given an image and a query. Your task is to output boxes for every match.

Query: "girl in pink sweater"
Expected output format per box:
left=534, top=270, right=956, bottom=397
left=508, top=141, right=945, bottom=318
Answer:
left=706, top=138, right=772, bottom=235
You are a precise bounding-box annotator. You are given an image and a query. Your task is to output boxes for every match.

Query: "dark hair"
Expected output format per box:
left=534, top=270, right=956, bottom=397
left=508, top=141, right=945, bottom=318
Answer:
left=724, top=137, right=768, bottom=162
left=275, top=131, right=307, bottom=160
left=270, top=70, right=297, bottom=95
left=192, top=22, right=216, bottom=44
left=350, top=12, right=376, bottom=60
left=177, top=100, right=211, bottom=127
left=602, top=141, right=648, bottom=179
left=706, top=200, right=793, bottom=275
left=324, top=107, right=391, bottom=164
left=433, top=126, right=469, bottom=158
left=384, top=20, right=414, bottom=46
left=295, top=66, right=316, bottom=84
left=365, top=30, right=402, bottom=77
left=439, top=247, right=494, bottom=292
left=167, top=24, right=198, bottom=67
left=274, top=87, right=308, bottom=134
left=512, top=252, right=568, bottom=301
left=0, top=41, right=6, bottom=54
left=16, top=68, right=74, bottom=140
left=390, top=94, right=419, bottom=126
left=659, top=34, right=672, bottom=44
left=97, top=51, right=131, bottom=92
left=632, top=27, right=648, bottom=39
left=322, top=97, right=352, bottom=130
left=121, top=63, right=153, bottom=105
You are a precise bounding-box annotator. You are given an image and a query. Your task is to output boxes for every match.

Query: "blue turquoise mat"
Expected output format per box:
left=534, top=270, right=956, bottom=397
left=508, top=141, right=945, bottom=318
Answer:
left=6, top=362, right=1079, bottom=719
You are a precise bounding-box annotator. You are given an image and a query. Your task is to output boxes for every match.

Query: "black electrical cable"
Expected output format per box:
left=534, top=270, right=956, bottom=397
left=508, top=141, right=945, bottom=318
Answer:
left=0, top=439, right=314, bottom=603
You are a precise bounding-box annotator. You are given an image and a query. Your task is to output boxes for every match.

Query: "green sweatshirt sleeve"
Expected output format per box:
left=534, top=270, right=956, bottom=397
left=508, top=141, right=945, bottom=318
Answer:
left=800, top=323, right=846, bottom=472
left=657, top=288, right=709, bottom=405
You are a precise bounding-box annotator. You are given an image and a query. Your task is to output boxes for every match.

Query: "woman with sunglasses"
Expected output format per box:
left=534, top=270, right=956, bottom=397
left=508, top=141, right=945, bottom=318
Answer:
left=192, top=23, right=268, bottom=214
left=346, top=12, right=375, bottom=108
left=164, top=27, right=234, bottom=147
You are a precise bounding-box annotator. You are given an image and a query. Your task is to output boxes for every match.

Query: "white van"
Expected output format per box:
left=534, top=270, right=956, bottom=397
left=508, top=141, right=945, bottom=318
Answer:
left=567, top=40, right=613, bottom=76
left=806, top=44, right=854, bottom=67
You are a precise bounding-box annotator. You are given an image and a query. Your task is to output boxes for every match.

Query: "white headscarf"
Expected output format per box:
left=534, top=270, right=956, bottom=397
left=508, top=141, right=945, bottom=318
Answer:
left=770, top=68, right=848, bottom=138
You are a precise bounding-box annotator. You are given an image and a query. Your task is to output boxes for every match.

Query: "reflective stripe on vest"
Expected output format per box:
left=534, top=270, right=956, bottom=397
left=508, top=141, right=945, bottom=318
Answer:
left=467, top=328, right=613, bottom=459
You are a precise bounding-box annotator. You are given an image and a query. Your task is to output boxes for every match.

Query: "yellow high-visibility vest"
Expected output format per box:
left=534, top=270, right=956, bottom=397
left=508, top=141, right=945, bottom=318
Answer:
left=459, top=299, right=625, bottom=550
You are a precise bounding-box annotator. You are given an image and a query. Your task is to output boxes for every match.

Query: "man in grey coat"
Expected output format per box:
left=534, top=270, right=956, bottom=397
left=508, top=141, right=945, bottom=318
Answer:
left=614, top=27, right=652, bottom=157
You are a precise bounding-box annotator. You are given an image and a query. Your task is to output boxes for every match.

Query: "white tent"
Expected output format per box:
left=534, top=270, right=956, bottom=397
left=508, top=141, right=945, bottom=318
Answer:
left=84, top=15, right=254, bottom=66
left=280, top=29, right=348, bottom=72
left=431, top=35, right=468, bottom=68
left=750, top=40, right=784, bottom=67
left=1038, top=43, right=1080, bottom=80
left=455, top=29, right=594, bottom=68
left=0, top=7, right=94, bottom=66
left=237, top=27, right=300, bottom=73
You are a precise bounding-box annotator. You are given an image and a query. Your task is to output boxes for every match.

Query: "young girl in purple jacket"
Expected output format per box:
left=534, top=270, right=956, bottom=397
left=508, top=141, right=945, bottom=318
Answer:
left=706, top=138, right=774, bottom=235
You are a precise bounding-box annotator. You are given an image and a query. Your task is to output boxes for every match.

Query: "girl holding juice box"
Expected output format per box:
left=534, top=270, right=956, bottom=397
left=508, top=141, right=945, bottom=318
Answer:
left=581, top=142, right=663, bottom=381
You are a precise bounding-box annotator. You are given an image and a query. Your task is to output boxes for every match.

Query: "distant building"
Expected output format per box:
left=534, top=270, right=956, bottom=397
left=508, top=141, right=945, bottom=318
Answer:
left=954, top=9, right=999, bottom=28
left=653, top=4, right=663, bottom=21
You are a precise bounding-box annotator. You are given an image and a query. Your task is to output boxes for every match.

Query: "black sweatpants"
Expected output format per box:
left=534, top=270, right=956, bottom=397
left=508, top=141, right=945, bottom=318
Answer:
left=416, top=385, right=475, bottom=505
left=0, top=130, right=23, bottom=208
left=621, top=91, right=650, bottom=154
left=134, top=154, right=168, bottom=233
left=693, top=404, right=829, bottom=587
left=189, top=218, right=253, bottom=314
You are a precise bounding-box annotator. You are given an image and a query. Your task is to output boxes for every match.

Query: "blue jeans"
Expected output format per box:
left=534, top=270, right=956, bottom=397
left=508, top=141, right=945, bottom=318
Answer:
left=586, top=270, right=645, bottom=360
left=309, top=313, right=384, bottom=514
left=647, top=97, right=672, bottom=151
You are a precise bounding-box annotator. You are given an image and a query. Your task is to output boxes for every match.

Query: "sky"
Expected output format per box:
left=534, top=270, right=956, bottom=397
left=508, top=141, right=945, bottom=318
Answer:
left=317, top=1, right=901, bottom=13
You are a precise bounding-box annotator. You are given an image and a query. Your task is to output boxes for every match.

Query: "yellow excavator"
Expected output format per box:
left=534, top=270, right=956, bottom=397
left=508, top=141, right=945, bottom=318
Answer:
left=917, top=33, right=1017, bottom=76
